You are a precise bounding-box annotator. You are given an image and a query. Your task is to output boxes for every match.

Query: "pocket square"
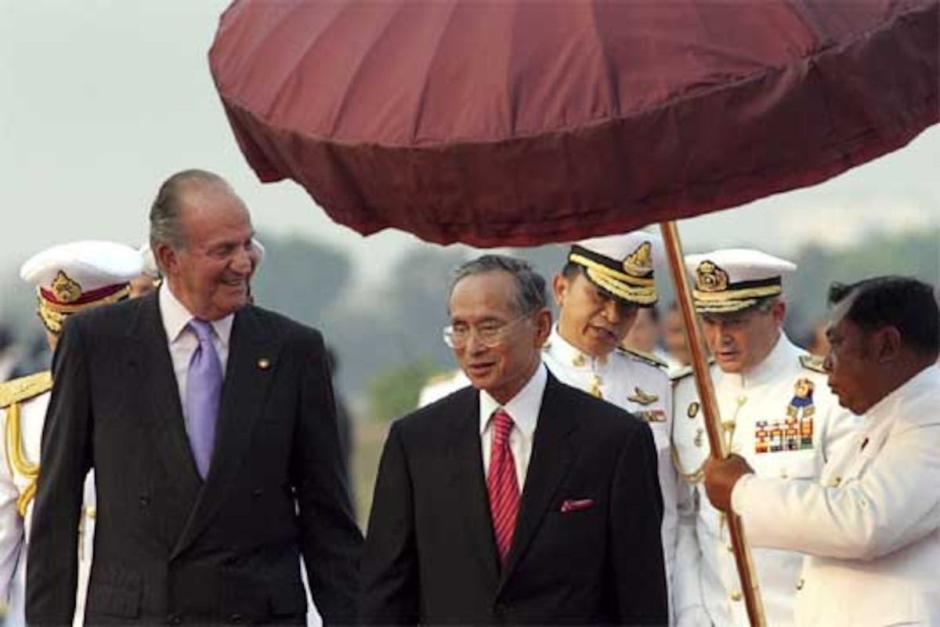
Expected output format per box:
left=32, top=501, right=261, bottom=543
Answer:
left=560, top=498, right=594, bottom=513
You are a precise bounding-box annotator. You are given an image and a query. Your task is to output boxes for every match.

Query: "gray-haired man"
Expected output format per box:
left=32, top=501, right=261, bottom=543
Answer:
left=360, top=254, right=667, bottom=625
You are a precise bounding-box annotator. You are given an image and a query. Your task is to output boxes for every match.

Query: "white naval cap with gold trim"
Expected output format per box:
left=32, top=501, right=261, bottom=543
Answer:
left=567, top=231, right=662, bottom=306
left=685, top=248, right=796, bottom=314
left=20, top=240, right=144, bottom=334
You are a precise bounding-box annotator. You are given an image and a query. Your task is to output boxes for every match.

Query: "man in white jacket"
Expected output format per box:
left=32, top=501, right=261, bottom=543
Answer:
left=704, top=276, right=940, bottom=626
left=0, top=241, right=143, bottom=627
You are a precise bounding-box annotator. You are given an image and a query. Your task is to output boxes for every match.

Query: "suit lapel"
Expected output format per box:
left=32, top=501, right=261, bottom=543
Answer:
left=127, top=292, right=202, bottom=508
left=499, top=374, right=576, bottom=590
left=448, top=390, right=501, bottom=587
left=171, top=305, right=280, bottom=559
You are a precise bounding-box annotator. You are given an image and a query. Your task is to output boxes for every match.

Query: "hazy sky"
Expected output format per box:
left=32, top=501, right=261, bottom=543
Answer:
left=2, top=1, right=938, bottom=288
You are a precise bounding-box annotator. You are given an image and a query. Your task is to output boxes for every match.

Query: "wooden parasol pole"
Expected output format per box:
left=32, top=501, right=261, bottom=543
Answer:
left=659, top=221, right=766, bottom=627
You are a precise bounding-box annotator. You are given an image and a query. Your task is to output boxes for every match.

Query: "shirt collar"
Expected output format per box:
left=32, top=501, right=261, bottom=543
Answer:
left=722, top=331, right=794, bottom=388
left=479, top=362, right=547, bottom=439
left=159, top=281, right=234, bottom=347
left=547, top=325, right=608, bottom=370
left=863, top=363, right=940, bottom=427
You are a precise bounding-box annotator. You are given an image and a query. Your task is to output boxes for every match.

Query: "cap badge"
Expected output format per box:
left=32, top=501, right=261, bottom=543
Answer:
left=51, top=271, right=82, bottom=303
left=622, top=241, right=653, bottom=276
left=695, top=261, right=729, bottom=293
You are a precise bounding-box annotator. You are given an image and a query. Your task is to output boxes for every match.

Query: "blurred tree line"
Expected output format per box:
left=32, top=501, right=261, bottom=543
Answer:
left=1, top=228, right=936, bottom=424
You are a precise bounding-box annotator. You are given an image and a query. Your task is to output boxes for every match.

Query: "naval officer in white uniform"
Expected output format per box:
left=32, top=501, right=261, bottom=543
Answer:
left=671, top=249, right=859, bottom=626
left=540, top=232, right=678, bottom=618
left=0, top=241, right=143, bottom=627
left=705, top=276, right=940, bottom=626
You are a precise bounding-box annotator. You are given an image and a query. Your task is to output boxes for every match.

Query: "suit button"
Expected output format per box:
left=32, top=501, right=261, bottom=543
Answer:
left=230, top=614, right=243, bottom=623
left=168, top=613, right=183, bottom=624
left=730, top=590, right=742, bottom=602
left=251, top=488, right=263, bottom=498
left=139, top=494, right=151, bottom=507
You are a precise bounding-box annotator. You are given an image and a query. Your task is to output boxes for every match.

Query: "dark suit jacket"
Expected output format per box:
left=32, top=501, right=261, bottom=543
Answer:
left=27, top=291, right=362, bottom=625
left=359, top=372, right=667, bottom=625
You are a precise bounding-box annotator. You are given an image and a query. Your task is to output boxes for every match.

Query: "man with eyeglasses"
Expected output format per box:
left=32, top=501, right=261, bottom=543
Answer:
left=541, top=232, right=679, bottom=618
left=360, top=254, right=667, bottom=625
left=671, top=249, right=858, bottom=627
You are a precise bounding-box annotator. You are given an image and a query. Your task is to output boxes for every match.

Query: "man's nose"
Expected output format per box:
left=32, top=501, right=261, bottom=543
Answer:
left=603, top=299, right=622, bottom=322
left=231, top=246, right=253, bottom=274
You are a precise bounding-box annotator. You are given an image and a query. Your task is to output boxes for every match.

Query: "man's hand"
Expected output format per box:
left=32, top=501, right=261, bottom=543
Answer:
left=703, top=454, right=754, bottom=512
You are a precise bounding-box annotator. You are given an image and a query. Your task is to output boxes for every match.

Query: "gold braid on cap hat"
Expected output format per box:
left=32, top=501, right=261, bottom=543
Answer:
left=36, top=271, right=131, bottom=335
left=692, top=260, right=783, bottom=313
left=569, top=243, right=657, bottom=305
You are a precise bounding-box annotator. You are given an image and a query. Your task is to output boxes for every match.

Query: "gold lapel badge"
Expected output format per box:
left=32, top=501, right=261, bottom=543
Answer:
left=627, top=386, right=659, bottom=406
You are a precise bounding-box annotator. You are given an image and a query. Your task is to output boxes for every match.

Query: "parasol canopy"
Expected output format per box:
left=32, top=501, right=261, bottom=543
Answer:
left=209, top=0, right=937, bottom=247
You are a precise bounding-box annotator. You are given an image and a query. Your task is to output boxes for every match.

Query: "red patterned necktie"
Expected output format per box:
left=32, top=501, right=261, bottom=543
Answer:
left=487, top=408, right=520, bottom=564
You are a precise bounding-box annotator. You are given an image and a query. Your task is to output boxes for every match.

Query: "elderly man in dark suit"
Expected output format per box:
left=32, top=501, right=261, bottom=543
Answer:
left=27, top=169, right=362, bottom=626
left=360, top=254, right=667, bottom=625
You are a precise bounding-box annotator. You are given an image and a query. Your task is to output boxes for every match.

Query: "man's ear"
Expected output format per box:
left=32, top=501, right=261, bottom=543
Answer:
left=873, top=326, right=902, bottom=362
left=154, top=242, right=178, bottom=278
left=533, top=307, right=553, bottom=347
left=552, top=273, right=569, bottom=308
left=771, top=299, right=787, bottom=327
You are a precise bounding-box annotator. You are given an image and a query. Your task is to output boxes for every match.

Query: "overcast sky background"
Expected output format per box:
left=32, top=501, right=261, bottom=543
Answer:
left=2, top=0, right=938, bottom=290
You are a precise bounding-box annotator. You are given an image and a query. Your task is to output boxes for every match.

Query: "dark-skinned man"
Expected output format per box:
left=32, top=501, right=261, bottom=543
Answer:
left=704, top=276, right=939, bottom=626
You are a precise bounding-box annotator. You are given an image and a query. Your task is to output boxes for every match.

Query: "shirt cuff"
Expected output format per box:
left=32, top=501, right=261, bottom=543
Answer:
left=730, top=472, right=756, bottom=516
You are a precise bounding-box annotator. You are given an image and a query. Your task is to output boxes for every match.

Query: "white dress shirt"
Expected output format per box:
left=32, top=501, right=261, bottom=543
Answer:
left=158, top=283, right=233, bottom=424
left=478, top=362, right=547, bottom=489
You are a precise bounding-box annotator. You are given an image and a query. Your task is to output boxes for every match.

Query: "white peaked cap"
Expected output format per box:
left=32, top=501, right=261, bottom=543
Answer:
left=684, top=248, right=796, bottom=314
left=568, top=230, right=662, bottom=306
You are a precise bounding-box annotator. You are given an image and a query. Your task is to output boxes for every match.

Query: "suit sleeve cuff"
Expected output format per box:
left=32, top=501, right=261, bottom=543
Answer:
left=730, top=472, right=756, bottom=516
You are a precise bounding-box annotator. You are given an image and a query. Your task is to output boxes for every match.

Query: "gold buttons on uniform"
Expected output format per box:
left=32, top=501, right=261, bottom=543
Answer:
left=726, top=544, right=734, bottom=553
left=796, top=578, right=805, bottom=591
left=779, top=468, right=789, bottom=480
left=830, top=476, right=842, bottom=487
left=730, top=591, right=742, bottom=602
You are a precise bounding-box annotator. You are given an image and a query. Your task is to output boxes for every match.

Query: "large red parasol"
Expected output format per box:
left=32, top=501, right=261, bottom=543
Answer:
left=210, top=2, right=937, bottom=623
left=209, top=0, right=937, bottom=247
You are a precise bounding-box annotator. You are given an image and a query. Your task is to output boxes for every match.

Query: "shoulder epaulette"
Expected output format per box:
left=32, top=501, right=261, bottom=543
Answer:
left=799, top=354, right=827, bottom=374
left=0, top=371, right=53, bottom=409
left=669, top=357, right=716, bottom=382
left=617, top=347, right=668, bottom=370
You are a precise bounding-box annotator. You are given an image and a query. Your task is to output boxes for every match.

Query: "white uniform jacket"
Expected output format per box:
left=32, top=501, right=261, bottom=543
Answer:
left=0, top=373, right=94, bottom=627
left=732, top=365, right=940, bottom=626
left=671, top=335, right=859, bottom=626
left=542, top=326, right=677, bottom=617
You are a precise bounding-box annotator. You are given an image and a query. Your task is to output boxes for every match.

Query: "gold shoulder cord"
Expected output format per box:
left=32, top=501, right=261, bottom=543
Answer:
left=5, top=401, right=39, bottom=516
left=670, top=395, right=746, bottom=484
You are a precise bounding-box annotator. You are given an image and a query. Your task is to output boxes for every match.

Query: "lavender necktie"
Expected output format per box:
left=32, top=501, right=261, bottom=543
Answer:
left=185, top=319, right=222, bottom=478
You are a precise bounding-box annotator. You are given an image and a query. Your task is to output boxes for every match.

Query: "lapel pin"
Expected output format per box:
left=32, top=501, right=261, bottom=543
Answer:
left=257, top=358, right=271, bottom=370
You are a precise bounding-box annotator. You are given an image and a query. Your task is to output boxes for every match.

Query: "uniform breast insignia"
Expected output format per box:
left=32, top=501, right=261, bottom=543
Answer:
left=589, top=374, right=603, bottom=399
left=627, top=386, right=659, bottom=406
left=636, top=410, right=667, bottom=423
left=687, top=401, right=700, bottom=418
left=755, top=378, right=815, bottom=454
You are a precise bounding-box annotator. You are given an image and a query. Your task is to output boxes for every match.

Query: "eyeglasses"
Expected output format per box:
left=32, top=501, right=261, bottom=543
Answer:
left=442, top=315, right=531, bottom=348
